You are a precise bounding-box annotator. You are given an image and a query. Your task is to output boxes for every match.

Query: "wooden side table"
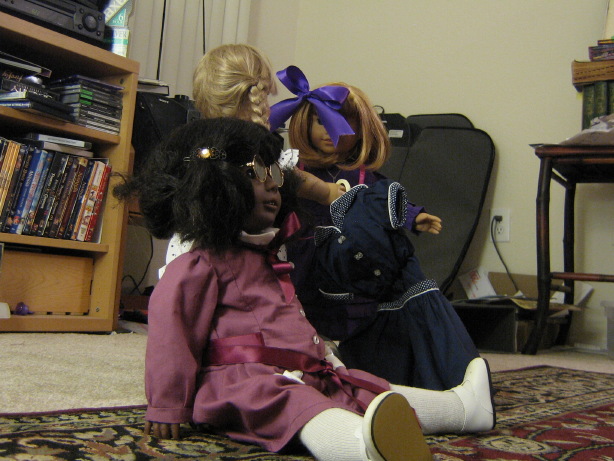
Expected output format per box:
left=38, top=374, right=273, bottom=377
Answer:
left=523, top=144, right=614, bottom=354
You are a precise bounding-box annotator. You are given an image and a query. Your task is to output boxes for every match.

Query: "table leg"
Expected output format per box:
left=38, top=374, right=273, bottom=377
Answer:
left=523, top=157, right=552, bottom=354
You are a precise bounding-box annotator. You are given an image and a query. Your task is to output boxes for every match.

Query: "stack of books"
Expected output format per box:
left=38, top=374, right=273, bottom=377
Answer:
left=0, top=51, right=77, bottom=121
left=571, top=38, right=614, bottom=128
left=48, top=75, right=124, bottom=135
left=588, top=38, right=614, bottom=62
left=0, top=133, right=111, bottom=242
left=0, top=87, right=75, bottom=122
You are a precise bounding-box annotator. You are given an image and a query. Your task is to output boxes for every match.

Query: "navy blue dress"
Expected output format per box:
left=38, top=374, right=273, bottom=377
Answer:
left=312, top=180, right=479, bottom=390
left=286, top=168, right=479, bottom=390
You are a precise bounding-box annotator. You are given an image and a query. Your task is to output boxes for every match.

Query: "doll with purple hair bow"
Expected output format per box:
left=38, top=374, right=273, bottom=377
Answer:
left=269, top=67, right=484, bottom=394
left=269, top=65, right=355, bottom=147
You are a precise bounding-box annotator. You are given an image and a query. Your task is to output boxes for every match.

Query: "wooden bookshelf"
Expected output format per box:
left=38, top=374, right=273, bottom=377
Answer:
left=0, top=12, right=139, bottom=332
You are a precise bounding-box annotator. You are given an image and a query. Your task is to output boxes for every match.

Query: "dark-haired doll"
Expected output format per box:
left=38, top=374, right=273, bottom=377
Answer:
left=113, top=117, right=494, bottom=461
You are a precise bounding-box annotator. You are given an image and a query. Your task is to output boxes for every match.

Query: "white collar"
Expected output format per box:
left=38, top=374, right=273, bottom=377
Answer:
left=239, top=227, right=279, bottom=247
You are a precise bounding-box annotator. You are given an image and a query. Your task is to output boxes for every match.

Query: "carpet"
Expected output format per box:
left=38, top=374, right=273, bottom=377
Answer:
left=1, top=366, right=612, bottom=460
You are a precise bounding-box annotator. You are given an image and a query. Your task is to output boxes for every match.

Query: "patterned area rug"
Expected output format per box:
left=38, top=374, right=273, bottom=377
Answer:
left=1, top=366, right=613, bottom=460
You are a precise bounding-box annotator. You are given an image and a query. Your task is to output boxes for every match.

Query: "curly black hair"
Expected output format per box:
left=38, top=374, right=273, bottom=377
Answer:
left=113, top=117, right=300, bottom=251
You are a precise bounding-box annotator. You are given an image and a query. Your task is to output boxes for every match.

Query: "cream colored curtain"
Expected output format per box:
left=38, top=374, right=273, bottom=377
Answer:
left=127, top=0, right=251, bottom=97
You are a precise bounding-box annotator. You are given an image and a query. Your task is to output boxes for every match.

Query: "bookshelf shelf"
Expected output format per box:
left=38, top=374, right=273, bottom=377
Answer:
left=0, top=11, right=139, bottom=332
left=0, top=233, right=109, bottom=253
left=0, top=106, right=120, bottom=145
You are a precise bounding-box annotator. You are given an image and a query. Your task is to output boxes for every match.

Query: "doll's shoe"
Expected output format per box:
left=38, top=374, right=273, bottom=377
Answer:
left=450, top=357, right=496, bottom=433
left=362, top=391, right=432, bottom=461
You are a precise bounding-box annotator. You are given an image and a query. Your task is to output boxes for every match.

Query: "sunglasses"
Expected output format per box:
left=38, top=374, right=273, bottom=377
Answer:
left=241, top=154, right=284, bottom=187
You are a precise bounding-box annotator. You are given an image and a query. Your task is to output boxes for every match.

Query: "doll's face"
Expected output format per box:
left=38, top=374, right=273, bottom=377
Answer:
left=242, top=168, right=281, bottom=234
left=309, top=114, right=359, bottom=156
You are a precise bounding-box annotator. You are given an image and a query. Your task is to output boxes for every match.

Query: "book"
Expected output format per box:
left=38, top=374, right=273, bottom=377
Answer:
left=0, top=78, right=59, bottom=100
left=0, top=139, right=17, bottom=212
left=0, top=138, right=8, bottom=180
left=582, top=83, right=596, bottom=129
left=73, top=160, right=102, bottom=241
left=594, top=81, right=609, bottom=120
left=56, top=156, right=89, bottom=239
left=46, top=155, right=85, bottom=238
left=24, top=133, right=92, bottom=150
left=67, top=101, right=123, bottom=121
left=76, top=161, right=110, bottom=242
left=13, top=138, right=93, bottom=158
left=75, top=109, right=121, bottom=127
left=8, top=147, right=45, bottom=234
left=82, top=163, right=111, bottom=242
left=72, top=107, right=120, bottom=127
left=607, top=81, right=614, bottom=119
left=43, top=155, right=76, bottom=238
left=75, top=119, right=120, bottom=135
left=0, top=100, right=76, bottom=122
left=0, top=91, right=73, bottom=113
left=0, top=90, right=33, bottom=100
left=0, top=51, right=51, bottom=78
left=48, top=74, right=124, bottom=93
left=0, top=142, right=29, bottom=231
left=137, top=78, right=170, bottom=95
left=75, top=117, right=120, bottom=134
left=589, top=43, right=614, bottom=61
left=19, top=151, right=54, bottom=235
left=29, top=153, right=69, bottom=236
left=64, top=159, right=95, bottom=239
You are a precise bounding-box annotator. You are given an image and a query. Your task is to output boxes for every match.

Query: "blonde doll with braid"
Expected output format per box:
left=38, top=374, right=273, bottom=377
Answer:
left=193, top=44, right=344, bottom=204
left=164, top=44, right=345, bottom=270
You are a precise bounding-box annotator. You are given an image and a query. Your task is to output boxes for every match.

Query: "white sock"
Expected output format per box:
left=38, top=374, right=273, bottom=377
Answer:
left=299, top=408, right=368, bottom=461
left=390, top=384, right=465, bottom=434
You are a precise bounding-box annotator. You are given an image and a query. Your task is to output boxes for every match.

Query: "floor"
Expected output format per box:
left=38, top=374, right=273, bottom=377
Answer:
left=482, top=346, right=613, bottom=374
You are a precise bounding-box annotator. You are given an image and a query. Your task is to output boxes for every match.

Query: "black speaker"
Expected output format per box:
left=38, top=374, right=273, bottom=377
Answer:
left=132, top=93, right=200, bottom=173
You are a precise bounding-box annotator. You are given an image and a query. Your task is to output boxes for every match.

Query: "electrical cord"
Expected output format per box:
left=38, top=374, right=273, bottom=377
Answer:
left=121, top=232, right=154, bottom=295
left=156, top=0, right=168, bottom=80
left=490, top=215, right=521, bottom=294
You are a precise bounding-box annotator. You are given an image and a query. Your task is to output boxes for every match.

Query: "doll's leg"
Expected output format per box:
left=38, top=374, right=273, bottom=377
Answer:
left=390, top=357, right=495, bottom=434
left=299, top=392, right=431, bottom=461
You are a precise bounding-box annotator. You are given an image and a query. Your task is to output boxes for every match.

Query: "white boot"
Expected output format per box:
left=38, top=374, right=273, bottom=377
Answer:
left=450, top=357, right=496, bottom=433
left=362, top=391, right=432, bottom=461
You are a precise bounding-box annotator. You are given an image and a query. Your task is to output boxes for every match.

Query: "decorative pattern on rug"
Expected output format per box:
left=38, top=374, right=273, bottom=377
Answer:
left=0, top=366, right=613, bottom=460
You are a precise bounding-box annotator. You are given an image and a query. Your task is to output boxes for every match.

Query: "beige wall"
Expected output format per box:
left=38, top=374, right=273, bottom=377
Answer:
left=126, top=0, right=614, bottom=351
left=244, top=0, right=614, bottom=352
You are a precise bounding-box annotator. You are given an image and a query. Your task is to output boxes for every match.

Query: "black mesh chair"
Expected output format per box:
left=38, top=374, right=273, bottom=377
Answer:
left=379, top=114, right=495, bottom=295
left=406, top=113, right=474, bottom=130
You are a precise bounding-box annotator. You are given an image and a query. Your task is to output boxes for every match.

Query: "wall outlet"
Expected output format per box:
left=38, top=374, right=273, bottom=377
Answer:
left=490, top=208, right=510, bottom=242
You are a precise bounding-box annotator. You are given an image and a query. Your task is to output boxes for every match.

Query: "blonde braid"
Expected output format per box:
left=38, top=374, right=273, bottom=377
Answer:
left=246, top=81, right=271, bottom=129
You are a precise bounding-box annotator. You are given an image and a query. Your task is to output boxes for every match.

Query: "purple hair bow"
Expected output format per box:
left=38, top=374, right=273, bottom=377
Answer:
left=269, top=66, right=355, bottom=146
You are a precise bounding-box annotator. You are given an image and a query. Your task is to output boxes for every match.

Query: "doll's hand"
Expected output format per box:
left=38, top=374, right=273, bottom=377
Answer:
left=324, top=181, right=346, bottom=205
left=414, top=213, right=442, bottom=234
left=144, top=420, right=181, bottom=440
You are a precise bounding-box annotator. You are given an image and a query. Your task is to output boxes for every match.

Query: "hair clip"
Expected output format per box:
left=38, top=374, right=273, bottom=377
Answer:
left=184, top=147, right=227, bottom=162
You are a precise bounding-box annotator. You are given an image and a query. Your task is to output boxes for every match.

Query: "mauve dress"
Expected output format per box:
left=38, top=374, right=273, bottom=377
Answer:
left=145, top=244, right=390, bottom=453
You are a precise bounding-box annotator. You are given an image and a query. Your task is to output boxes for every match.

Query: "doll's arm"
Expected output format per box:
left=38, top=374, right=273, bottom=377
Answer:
left=295, top=167, right=346, bottom=205
left=145, top=253, right=218, bottom=429
left=414, top=212, right=443, bottom=234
